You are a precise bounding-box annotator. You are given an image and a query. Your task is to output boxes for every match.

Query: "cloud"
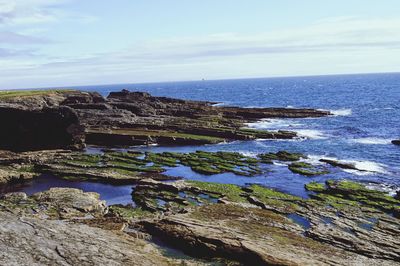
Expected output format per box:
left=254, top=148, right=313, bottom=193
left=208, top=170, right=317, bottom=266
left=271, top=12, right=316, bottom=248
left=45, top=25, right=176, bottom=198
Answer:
left=119, top=17, right=400, bottom=60
left=0, top=0, right=93, bottom=26
left=0, top=47, right=35, bottom=57
left=0, top=0, right=61, bottom=25
left=0, top=30, right=48, bottom=44
left=0, top=16, right=399, bottom=89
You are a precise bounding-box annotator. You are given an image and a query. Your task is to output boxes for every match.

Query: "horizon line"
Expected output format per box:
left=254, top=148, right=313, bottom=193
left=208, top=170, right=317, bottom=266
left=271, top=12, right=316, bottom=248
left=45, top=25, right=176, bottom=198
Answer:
left=4, top=70, right=400, bottom=91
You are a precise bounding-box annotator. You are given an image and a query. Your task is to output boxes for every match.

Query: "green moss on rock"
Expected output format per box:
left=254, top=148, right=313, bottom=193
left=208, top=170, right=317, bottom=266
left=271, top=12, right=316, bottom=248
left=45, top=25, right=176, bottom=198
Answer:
left=288, top=162, right=329, bottom=176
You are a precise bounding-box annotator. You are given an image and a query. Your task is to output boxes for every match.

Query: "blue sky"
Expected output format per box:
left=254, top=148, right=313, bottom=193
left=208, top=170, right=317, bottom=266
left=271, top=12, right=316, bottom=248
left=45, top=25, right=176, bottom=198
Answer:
left=1, top=0, right=400, bottom=89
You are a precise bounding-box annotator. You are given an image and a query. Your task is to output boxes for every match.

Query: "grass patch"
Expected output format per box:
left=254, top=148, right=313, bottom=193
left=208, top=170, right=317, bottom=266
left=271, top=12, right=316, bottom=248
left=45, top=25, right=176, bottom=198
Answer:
left=0, top=89, right=74, bottom=99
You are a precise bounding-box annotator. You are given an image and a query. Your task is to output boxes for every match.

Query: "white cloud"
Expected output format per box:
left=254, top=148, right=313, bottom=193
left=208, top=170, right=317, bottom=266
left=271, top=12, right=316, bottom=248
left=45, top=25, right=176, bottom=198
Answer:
left=0, top=16, right=399, bottom=89
left=0, top=0, right=66, bottom=25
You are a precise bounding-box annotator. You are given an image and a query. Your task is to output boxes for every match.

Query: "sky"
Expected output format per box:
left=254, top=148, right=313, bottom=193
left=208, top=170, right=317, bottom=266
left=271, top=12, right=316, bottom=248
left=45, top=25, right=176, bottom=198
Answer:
left=1, top=0, right=400, bottom=89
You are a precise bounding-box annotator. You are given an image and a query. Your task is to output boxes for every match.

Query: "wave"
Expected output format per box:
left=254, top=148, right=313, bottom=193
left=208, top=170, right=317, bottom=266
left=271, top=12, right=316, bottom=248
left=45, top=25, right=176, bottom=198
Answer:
left=307, top=155, right=388, bottom=175
left=369, top=107, right=395, bottom=112
left=272, top=162, right=288, bottom=166
left=352, top=137, right=392, bottom=145
left=211, top=102, right=229, bottom=107
left=350, top=161, right=387, bottom=174
left=366, top=183, right=399, bottom=197
left=295, top=129, right=327, bottom=140
left=246, top=118, right=303, bottom=130
left=330, top=108, right=352, bottom=116
left=238, top=151, right=259, bottom=157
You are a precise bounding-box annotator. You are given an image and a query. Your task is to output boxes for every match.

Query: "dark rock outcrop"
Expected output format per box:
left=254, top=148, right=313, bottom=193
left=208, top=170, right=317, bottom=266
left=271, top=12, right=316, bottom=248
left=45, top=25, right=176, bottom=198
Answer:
left=0, top=89, right=330, bottom=149
left=392, top=139, right=400, bottom=145
left=0, top=105, right=84, bottom=151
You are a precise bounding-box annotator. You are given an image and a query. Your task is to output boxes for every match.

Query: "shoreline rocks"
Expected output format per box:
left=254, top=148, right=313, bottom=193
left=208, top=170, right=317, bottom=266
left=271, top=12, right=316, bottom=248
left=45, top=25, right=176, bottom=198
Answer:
left=132, top=178, right=400, bottom=265
left=0, top=89, right=330, bottom=150
left=1, top=174, right=399, bottom=265
left=0, top=211, right=195, bottom=266
left=0, top=105, right=85, bottom=151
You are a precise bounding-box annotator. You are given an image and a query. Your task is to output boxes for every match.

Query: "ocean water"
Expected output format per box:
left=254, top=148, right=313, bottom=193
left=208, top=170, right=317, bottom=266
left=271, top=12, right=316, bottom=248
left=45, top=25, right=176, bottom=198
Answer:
left=4, top=73, right=400, bottom=201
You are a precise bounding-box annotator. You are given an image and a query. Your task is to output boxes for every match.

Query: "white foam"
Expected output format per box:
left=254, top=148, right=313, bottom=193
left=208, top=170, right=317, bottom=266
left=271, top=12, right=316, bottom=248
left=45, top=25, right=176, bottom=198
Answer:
left=212, top=102, right=228, bottom=107
left=246, top=118, right=303, bottom=130
left=308, top=155, right=388, bottom=175
left=330, top=108, right=352, bottom=116
left=304, top=155, right=332, bottom=165
left=352, top=138, right=392, bottom=145
left=272, top=162, right=288, bottom=166
left=366, top=183, right=399, bottom=197
left=238, top=151, right=259, bottom=158
left=295, top=129, right=327, bottom=140
left=351, top=161, right=387, bottom=174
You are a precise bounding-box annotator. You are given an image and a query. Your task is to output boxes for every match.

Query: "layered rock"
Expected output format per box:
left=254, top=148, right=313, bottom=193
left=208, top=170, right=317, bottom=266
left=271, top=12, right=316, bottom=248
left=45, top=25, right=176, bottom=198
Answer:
left=0, top=149, right=70, bottom=184
left=0, top=211, right=203, bottom=266
left=1, top=187, right=107, bottom=219
left=0, top=89, right=330, bottom=149
left=1, top=170, right=399, bottom=265
left=130, top=178, right=400, bottom=265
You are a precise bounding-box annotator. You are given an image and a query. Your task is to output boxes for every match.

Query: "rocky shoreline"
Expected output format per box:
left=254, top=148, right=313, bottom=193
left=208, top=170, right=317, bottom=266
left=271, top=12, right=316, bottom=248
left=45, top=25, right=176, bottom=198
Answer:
left=0, top=89, right=399, bottom=265
left=0, top=89, right=329, bottom=151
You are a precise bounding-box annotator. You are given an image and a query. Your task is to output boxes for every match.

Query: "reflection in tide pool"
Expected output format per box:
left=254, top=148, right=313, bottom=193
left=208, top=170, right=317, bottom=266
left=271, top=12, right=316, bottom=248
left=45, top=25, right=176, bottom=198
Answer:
left=0, top=174, right=134, bottom=206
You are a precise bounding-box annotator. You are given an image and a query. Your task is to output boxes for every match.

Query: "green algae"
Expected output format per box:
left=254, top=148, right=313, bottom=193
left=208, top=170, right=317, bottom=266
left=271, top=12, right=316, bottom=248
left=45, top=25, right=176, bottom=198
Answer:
left=305, top=181, right=326, bottom=192
left=288, top=162, right=329, bottom=176
left=306, top=180, right=400, bottom=215
left=187, top=180, right=247, bottom=203
left=258, top=151, right=305, bottom=163
left=108, top=205, right=151, bottom=219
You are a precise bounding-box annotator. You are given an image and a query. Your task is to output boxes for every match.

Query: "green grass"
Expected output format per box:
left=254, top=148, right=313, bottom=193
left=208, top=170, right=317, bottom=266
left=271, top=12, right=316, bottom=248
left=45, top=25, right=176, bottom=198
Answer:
left=0, top=89, right=74, bottom=99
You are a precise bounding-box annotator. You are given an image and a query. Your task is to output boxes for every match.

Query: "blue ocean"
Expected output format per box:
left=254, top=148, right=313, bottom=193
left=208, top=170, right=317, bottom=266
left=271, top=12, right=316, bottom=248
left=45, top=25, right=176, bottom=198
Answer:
left=7, top=73, right=400, bottom=203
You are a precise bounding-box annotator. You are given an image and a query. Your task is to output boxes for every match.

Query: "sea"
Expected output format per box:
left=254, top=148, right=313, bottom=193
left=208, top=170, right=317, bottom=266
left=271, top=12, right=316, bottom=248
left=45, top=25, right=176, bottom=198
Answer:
left=3, top=73, right=400, bottom=204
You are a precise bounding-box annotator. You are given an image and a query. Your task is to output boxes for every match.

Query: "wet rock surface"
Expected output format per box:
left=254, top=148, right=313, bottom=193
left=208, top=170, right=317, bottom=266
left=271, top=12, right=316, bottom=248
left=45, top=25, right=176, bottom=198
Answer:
left=131, top=179, right=400, bottom=265
left=0, top=150, right=399, bottom=265
left=0, top=149, right=333, bottom=186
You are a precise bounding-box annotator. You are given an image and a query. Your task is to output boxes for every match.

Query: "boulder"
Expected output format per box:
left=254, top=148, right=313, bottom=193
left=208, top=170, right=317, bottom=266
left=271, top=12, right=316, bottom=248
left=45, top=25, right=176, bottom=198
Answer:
left=32, top=187, right=107, bottom=216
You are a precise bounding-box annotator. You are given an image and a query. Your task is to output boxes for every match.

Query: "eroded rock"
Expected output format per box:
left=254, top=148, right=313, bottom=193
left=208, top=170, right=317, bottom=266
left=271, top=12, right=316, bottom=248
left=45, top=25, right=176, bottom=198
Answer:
left=131, top=178, right=400, bottom=265
left=0, top=212, right=198, bottom=266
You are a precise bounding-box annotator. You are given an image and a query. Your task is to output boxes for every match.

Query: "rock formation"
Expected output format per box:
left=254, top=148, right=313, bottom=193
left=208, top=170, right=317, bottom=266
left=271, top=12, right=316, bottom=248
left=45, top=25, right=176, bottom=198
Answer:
left=0, top=89, right=330, bottom=150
